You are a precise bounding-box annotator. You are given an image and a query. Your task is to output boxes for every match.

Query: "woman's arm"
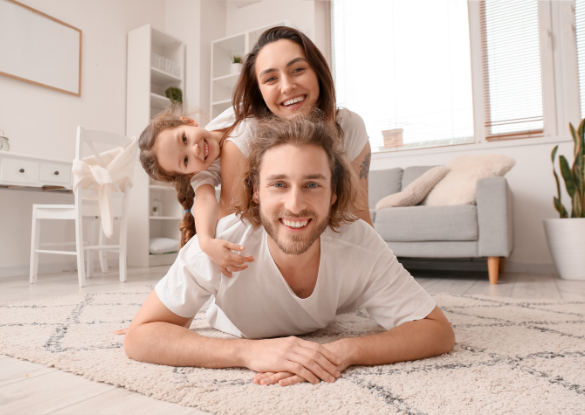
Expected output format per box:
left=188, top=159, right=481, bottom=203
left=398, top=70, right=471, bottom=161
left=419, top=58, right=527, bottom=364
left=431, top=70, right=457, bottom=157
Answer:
left=350, top=141, right=373, bottom=226
left=218, top=140, right=246, bottom=219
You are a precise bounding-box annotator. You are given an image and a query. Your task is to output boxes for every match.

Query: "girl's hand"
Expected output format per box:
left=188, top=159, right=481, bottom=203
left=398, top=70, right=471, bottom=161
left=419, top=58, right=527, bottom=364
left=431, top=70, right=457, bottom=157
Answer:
left=200, top=238, right=254, bottom=277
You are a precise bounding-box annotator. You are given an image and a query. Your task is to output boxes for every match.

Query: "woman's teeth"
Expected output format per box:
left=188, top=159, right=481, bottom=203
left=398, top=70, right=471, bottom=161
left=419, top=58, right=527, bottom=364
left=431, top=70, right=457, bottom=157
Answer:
left=283, top=219, right=308, bottom=228
left=282, top=96, right=305, bottom=106
left=204, top=141, right=209, bottom=159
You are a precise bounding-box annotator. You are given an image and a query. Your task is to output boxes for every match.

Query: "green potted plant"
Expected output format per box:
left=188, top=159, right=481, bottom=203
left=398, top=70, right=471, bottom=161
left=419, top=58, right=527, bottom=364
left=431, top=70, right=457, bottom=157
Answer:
left=231, top=55, right=243, bottom=75
left=165, top=87, right=183, bottom=104
left=544, top=118, right=585, bottom=280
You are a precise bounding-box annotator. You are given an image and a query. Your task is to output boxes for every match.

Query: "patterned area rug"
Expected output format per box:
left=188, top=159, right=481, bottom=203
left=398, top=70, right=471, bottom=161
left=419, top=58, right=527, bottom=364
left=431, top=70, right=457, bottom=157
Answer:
left=1, top=288, right=584, bottom=415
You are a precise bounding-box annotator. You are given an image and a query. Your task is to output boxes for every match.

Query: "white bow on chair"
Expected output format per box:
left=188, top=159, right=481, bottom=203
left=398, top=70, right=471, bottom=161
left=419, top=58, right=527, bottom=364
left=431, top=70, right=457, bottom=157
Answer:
left=72, top=136, right=138, bottom=238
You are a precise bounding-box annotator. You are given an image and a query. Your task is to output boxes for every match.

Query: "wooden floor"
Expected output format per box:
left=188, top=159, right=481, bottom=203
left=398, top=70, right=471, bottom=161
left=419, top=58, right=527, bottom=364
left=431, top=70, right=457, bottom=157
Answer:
left=1, top=266, right=584, bottom=415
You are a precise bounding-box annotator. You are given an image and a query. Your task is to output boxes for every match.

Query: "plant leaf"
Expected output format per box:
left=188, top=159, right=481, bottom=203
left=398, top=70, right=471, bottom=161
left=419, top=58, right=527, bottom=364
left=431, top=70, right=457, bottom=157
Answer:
left=551, top=145, right=558, bottom=163
left=572, top=194, right=581, bottom=218
left=554, top=197, right=568, bottom=218
left=560, top=155, right=576, bottom=198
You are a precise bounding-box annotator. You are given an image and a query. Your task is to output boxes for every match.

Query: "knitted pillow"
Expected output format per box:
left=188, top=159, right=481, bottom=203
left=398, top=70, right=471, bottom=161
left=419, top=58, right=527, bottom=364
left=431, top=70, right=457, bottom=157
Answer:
left=375, top=166, right=450, bottom=210
left=422, top=154, right=515, bottom=206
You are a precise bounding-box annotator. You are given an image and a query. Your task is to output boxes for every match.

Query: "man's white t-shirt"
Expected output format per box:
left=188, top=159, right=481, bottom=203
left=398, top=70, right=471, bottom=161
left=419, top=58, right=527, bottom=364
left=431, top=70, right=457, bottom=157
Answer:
left=190, top=107, right=369, bottom=191
left=155, top=214, right=436, bottom=339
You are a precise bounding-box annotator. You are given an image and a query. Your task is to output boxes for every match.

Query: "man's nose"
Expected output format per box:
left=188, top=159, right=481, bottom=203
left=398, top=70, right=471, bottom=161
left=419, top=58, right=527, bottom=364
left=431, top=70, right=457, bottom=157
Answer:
left=284, top=186, right=306, bottom=213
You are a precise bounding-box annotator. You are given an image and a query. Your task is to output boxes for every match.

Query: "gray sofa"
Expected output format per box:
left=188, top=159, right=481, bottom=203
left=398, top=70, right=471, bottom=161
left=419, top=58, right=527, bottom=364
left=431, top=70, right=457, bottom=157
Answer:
left=369, top=166, right=514, bottom=284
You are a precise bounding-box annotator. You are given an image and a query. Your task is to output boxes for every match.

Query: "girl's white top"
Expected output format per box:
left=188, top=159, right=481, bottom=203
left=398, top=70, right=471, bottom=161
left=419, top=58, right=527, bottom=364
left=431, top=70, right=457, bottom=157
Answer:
left=190, top=106, right=369, bottom=191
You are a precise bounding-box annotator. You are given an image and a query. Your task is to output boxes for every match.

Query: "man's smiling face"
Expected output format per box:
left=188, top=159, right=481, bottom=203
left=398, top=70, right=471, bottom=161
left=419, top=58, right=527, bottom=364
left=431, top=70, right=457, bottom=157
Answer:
left=254, top=143, right=337, bottom=255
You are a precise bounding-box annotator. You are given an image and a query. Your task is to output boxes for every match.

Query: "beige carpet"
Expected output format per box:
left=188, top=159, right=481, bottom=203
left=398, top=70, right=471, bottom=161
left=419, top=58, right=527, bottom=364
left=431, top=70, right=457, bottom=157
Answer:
left=1, top=288, right=584, bottom=415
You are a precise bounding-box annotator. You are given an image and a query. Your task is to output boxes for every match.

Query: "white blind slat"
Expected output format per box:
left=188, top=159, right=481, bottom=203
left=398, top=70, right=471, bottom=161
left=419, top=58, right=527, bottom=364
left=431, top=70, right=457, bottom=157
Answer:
left=577, top=0, right=585, bottom=119
left=481, top=0, right=543, bottom=138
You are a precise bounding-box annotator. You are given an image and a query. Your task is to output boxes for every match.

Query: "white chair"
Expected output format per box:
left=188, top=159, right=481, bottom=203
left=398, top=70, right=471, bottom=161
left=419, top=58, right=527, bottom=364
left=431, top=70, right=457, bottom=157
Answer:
left=29, top=127, right=135, bottom=287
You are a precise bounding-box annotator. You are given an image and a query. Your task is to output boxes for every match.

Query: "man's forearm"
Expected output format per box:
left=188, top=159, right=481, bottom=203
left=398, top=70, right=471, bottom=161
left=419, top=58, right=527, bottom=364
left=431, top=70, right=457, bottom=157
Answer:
left=331, top=308, right=455, bottom=368
left=124, top=321, right=248, bottom=368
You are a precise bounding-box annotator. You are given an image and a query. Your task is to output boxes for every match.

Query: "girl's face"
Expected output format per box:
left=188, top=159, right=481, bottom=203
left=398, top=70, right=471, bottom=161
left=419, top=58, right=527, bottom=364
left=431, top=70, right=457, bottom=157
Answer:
left=154, top=121, right=220, bottom=176
left=255, top=39, right=320, bottom=119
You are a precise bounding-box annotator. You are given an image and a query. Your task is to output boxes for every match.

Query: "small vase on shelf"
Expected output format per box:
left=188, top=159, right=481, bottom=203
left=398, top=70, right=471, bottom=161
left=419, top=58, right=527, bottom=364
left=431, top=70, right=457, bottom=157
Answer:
left=231, top=55, right=243, bottom=75
left=151, top=197, right=162, bottom=217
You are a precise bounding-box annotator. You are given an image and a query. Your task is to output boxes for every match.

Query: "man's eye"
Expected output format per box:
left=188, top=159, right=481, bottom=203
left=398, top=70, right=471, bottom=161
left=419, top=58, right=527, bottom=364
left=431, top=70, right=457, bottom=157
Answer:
left=307, top=182, right=318, bottom=188
left=183, top=134, right=187, bottom=144
left=184, top=156, right=188, bottom=166
left=273, top=182, right=284, bottom=188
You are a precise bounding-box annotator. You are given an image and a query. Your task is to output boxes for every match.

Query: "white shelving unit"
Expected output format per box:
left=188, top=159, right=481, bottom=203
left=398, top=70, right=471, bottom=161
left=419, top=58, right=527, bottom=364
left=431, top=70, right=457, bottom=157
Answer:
left=126, top=24, right=186, bottom=268
left=210, top=21, right=290, bottom=119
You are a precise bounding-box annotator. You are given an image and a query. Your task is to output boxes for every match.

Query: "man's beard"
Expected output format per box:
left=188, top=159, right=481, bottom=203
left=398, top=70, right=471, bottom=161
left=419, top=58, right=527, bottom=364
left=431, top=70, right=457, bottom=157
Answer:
left=261, top=208, right=330, bottom=255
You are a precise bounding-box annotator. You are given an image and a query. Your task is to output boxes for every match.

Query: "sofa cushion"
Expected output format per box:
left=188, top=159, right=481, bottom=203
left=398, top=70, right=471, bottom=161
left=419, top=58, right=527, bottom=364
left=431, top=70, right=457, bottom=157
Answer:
left=376, top=166, right=450, bottom=209
left=374, top=205, right=478, bottom=242
left=402, top=166, right=437, bottom=189
left=422, top=154, right=515, bottom=206
left=368, top=168, right=403, bottom=207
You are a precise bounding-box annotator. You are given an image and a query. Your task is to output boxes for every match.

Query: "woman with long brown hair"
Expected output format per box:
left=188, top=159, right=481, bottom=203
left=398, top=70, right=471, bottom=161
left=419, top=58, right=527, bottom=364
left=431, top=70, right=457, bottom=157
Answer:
left=193, top=26, right=372, bottom=273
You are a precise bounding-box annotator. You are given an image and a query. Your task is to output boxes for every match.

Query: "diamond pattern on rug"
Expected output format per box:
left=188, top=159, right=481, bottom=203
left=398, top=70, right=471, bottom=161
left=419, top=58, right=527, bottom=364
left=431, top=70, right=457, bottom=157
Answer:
left=0, top=289, right=584, bottom=415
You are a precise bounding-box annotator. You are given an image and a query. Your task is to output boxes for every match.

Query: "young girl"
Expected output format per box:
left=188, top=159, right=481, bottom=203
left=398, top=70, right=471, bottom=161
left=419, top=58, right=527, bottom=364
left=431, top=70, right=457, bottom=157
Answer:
left=138, top=108, right=254, bottom=277
left=139, top=26, right=371, bottom=277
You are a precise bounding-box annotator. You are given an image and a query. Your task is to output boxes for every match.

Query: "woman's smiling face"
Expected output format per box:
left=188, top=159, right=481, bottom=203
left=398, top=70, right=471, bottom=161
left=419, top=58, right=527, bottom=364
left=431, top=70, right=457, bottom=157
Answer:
left=255, top=39, right=320, bottom=119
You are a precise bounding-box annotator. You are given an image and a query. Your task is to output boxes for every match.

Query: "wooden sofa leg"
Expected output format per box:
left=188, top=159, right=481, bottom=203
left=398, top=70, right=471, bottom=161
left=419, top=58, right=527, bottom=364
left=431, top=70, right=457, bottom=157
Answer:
left=499, top=257, right=506, bottom=273
left=488, top=257, right=499, bottom=285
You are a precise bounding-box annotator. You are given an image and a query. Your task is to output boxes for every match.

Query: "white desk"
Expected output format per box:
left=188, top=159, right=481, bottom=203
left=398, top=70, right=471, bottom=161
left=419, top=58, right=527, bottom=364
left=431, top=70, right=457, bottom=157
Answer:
left=0, top=150, right=72, bottom=190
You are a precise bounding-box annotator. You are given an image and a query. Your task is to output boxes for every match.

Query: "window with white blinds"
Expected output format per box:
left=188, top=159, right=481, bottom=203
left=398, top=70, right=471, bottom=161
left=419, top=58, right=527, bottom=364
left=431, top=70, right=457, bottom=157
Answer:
left=480, top=0, right=544, bottom=140
left=576, top=0, right=585, bottom=119
left=331, top=0, right=475, bottom=152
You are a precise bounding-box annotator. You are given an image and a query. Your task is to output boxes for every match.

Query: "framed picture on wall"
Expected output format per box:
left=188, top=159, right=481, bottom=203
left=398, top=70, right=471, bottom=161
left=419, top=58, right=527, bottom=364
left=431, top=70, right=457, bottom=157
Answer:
left=0, top=0, right=82, bottom=97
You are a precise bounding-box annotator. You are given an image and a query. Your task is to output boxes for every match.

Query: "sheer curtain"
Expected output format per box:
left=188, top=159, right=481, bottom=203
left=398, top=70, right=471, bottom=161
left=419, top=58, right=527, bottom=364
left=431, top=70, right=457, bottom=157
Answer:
left=331, top=0, right=475, bottom=152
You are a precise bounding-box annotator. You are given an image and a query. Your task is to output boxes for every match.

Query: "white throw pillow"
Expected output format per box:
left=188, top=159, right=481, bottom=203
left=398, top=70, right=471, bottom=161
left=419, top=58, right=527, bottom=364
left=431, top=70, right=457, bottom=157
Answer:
left=375, top=166, right=450, bottom=210
left=422, top=154, right=515, bottom=206
left=149, top=237, right=180, bottom=255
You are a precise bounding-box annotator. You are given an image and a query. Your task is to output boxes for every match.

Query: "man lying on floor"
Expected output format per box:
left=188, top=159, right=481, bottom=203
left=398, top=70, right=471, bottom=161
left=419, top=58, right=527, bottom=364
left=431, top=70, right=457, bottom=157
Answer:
left=124, top=116, right=455, bottom=387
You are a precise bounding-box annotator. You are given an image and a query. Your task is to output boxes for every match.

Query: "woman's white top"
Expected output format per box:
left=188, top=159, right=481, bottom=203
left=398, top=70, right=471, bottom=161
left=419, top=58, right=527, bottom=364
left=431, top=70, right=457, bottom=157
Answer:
left=155, top=214, right=436, bottom=339
left=190, top=107, right=369, bottom=191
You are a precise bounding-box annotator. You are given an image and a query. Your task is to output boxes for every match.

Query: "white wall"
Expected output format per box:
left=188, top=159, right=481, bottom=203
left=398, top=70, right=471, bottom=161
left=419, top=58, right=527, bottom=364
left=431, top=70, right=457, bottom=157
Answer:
left=226, top=0, right=315, bottom=39
left=0, top=0, right=168, bottom=277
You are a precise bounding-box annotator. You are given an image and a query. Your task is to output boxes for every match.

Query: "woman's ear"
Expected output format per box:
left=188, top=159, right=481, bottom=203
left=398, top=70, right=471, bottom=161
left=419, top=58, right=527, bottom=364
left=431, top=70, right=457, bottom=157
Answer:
left=181, top=117, right=198, bottom=127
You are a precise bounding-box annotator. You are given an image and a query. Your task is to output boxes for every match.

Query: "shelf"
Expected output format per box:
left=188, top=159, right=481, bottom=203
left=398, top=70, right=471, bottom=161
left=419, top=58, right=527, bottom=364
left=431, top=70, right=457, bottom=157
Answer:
left=149, top=184, right=175, bottom=191
left=150, top=93, right=171, bottom=110
left=212, top=73, right=240, bottom=89
left=212, top=99, right=231, bottom=106
left=211, top=100, right=232, bottom=119
left=150, top=216, right=182, bottom=220
left=151, top=67, right=182, bottom=85
left=213, top=33, right=246, bottom=54
left=149, top=251, right=178, bottom=267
